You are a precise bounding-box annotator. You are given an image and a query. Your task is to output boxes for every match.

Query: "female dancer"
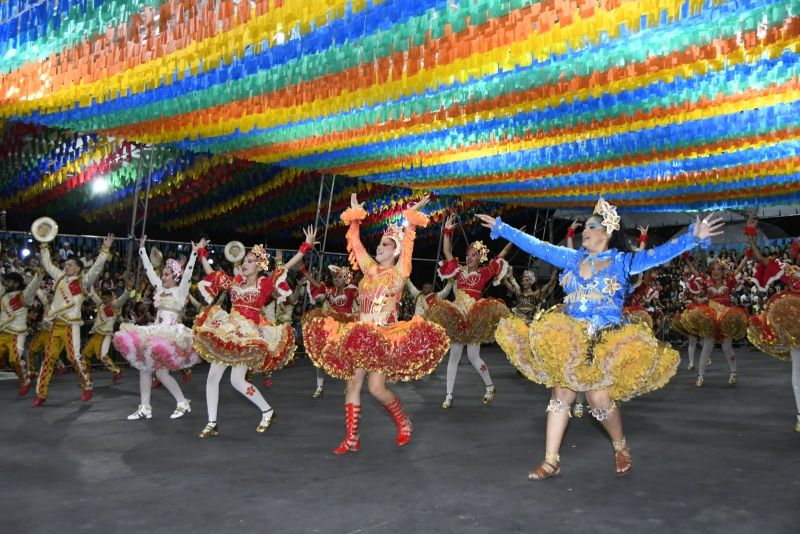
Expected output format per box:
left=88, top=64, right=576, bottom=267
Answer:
left=193, top=228, right=315, bottom=438
left=114, top=236, right=205, bottom=420
left=478, top=198, right=722, bottom=479
left=428, top=214, right=513, bottom=409
left=672, top=265, right=710, bottom=371
left=506, top=269, right=558, bottom=322
left=301, top=264, right=359, bottom=398
left=746, top=219, right=800, bottom=431
left=682, top=251, right=748, bottom=387
left=303, top=194, right=449, bottom=454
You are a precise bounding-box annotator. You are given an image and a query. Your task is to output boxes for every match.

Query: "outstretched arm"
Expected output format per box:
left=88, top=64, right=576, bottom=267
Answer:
left=398, top=195, right=431, bottom=278
left=38, top=244, right=62, bottom=280
left=477, top=214, right=577, bottom=269
left=442, top=214, right=456, bottom=261
left=84, top=234, right=114, bottom=288
left=566, top=219, right=581, bottom=249
left=138, top=236, right=161, bottom=287
left=22, top=265, right=44, bottom=305
left=405, top=279, right=421, bottom=299
left=630, top=215, right=722, bottom=275
left=342, top=193, right=376, bottom=272
left=283, top=226, right=317, bottom=272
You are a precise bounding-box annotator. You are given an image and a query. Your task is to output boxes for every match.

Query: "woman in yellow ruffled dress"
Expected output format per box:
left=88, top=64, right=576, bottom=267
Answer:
left=428, top=213, right=514, bottom=408
left=476, top=199, right=722, bottom=480
left=303, top=194, right=449, bottom=454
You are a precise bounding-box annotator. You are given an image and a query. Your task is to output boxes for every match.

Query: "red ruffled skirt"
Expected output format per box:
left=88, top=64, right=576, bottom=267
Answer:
left=302, top=315, right=450, bottom=382
left=193, top=305, right=296, bottom=371
left=747, top=291, right=800, bottom=360
left=427, top=297, right=510, bottom=345
left=679, top=302, right=748, bottom=341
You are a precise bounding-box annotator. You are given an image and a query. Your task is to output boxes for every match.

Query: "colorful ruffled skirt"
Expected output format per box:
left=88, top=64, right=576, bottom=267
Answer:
left=670, top=311, right=691, bottom=338
left=747, top=291, right=800, bottom=361
left=193, top=306, right=296, bottom=371
left=302, top=315, right=450, bottom=382
left=427, top=296, right=510, bottom=345
left=622, top=305, right=654, bottom=330
left=113, top=322, right=201, bottom=372
left=301, top=306, right=358, bottom=325
left=495, top=311, right=679, bottom=401
left=679, top=301, right=748, bottom=341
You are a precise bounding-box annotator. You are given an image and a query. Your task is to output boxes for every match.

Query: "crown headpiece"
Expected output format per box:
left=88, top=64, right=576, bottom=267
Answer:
left=383, top=224, right=405, bottom=257
left=522, top=269, right=536, bottom=283
left=469, top=240, right=489, bottom=263
left=165, top=258, right=183, bottom=281
left=593, top=196, right=621, bottom=235
left=250, top=244, right=271, bottom=271
left=328, top=264, right=353, bottom=284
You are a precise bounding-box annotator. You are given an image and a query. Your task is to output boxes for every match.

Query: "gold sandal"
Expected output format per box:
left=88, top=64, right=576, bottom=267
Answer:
left=613, top=438, right=632, bottom=477
left=528, top=452, right=560, bottom=481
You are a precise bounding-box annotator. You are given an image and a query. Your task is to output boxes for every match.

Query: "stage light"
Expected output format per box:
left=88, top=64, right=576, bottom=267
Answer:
left=92, top=178, right=109, bottom=195
left=21, top=248, right=30, bottom=258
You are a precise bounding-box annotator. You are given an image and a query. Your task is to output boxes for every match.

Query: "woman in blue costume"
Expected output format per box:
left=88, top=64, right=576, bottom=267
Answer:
left=477, top=199, right=723, bottom=480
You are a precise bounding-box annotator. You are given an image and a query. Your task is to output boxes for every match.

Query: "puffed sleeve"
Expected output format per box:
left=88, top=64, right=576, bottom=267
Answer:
left=437, top=257, right=460, bottom=280
left=751, top=258, right=783, bottom=291
left=485, top=256, right=510, bottom=286
left=267, top=269, right=292, bottom=304
left=490, top=217, right=576, bottom=269
left=197, top=271, right=232, bottom=304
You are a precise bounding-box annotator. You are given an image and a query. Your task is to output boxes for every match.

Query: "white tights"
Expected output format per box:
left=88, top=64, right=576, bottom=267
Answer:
left=791, top=348, right=800, bottom=415
left=315, top=367, right=325, bottom=389
left=698, top=337, right=737, bottom=378
left=445, top=343, right=492, bottom=396
left=205, top=362, right=270, bottom=422
left=687, top=335, right=698, bottom=366
left=139, top=369, right=186, bottom=406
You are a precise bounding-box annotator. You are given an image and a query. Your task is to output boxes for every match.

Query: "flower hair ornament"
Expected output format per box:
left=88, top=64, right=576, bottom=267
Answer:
left=522, top=269, right=536, bottom=284
left=250, top=244, right=271, bottom=271
left=383, top=223, right=405, bottom=257
left=593, top=196, right=621, bottom=235
left=328, top=264, right=353, bottom=284
left=165, top=258, right=183, bottom=281
left=469, top=240, right=489, bottom=263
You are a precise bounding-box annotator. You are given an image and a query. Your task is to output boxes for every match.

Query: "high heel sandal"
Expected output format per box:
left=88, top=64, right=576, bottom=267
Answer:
left=256, top=408, right=276, bottom=432
left=482, top=385, right=496, bottom=405
left=198, top=422, right=218, bottom=438
left=333, top=403, right=361, bottom=455
left=528, top=452, right=560, bottom=481
left=613, top=437, right=632, bottom=477
left=441, top=394, right=453, bottom=409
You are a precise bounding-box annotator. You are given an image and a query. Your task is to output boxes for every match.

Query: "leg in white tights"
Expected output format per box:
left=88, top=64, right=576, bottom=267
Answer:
left=466, top=344, right=493, bottom=388
left=205, top=363, right=226, bottom=422
left=139, top=370, right=152, bottom=406
left=696, top=337, right=715, bottom=385
left=316, top=367, right=325, bottom=389
left=154, top=369, right=186, bottom=404
left=229, top=366, right=271, bottom=412
left=687, top=336, right=698, bottom=368
left=721, top=337, right=737, bottom=373
left=445, top=343, right=464, bottom=396
left=205, top=363, right=271, bottom=423
left=791, top=349, right=800, bottom=427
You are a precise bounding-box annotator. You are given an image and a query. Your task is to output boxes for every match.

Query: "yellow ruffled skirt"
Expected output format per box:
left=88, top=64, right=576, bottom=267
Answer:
left=747, top=291, right=800, bottom=361
left=427, top=297, right=510, bottom=345
left=495, top=311, right=679, bottom=401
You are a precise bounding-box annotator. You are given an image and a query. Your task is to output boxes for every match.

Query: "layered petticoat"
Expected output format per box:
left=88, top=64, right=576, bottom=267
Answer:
left=747, top=291, right=800, bottom=361
left=302, top=315, right=449, bottom=382
left=113, top=322, right=200, bottom=372
left=495, top=311, right=679, bottom=401
left=427, top=292, right=510, bottom=345
left=679, top=301, right=748, bottom=341
left=193, top=305, right=296, bottom=371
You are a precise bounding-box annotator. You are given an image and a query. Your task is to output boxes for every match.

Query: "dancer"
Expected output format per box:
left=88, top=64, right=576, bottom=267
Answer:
left=114, top=237, right=204, bottom=420
left=673, top=266, right=709, bottom=371
left=303, top=194, right=449, bottom=454
left=301, top=263, right=359, bottom=398
left=623, top=270, right=662, bottom=331
left=682, top=251, right=748, bottom=387
left=478, top=198, right=722, bottom=479
left=428, top=213, right=513, bottom=409
left=405, top=279, right=454, bottom=319
left=26, top=287, right=67, bottom=380
left=746, top=220, right=800, bottom=431
left=505, top=269, right=558, bottom=322
left=83, top=282, right=131, bottom=385
left=194, top=228, right=315, bottom=438
left=33, top=234, right=114, bottom=406
left=0, top=268, right=43, bottom=396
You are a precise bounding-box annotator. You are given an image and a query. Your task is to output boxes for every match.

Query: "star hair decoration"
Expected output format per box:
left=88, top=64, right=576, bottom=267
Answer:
left=250, top=244, right=271, bottom=271
left=593, top=196, right=621, bottom=235
left=328, top=264, right=353, bottom=284
left=383, top=224, right=405, bottom=257
left=469, top=240, right=489, bottom=263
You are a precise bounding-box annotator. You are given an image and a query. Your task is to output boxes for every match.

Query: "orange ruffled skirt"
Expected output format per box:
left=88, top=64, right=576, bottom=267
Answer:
left=747, top=291, right=800, bottom=361
left=193, top=305, right=296, bottom=372
left=427, top=297, right=510, bottom=345
left=302, top=315, right=450, bottom=382
left=679, top=302, right=748, bottom=341
left=495, top=311, right=679, bottom=401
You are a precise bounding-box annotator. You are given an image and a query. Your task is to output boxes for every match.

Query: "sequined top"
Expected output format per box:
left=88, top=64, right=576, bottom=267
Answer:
left=703, top=274, right=738, bottom=306
left=341, top=206, right=429, bottom=326
left=307, top=282, right=358, bottom=314
left=491, top=218, right=708, bottom=332
left=140, top=247, right=197, bottom=326
left=437, top=256, right=509, bottom=300
left=199, top=269, right=291, bottom=323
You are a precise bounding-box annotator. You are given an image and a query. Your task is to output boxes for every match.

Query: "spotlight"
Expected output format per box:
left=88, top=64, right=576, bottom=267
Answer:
left=92, top=178, right=109, bottom=195
left=21, top=248, right=30, bottom=258
left=208, top=258, right=214, bottom=265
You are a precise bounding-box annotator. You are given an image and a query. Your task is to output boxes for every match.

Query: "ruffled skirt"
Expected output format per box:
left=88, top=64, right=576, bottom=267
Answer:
left=427, top=298, right=509, bottom=345
left=670, top=312, right=691, bottom=338
left=113, top=322, right=201, bottom=372
left=302, top=315, right=450, bottom=382
left=495, top=311, right=679, bottom=401
left=622, top=305, right=654, bottom=330
left=301, top=307, right=358, bottom=325
left=679, top=302, right=748, bottom=341
left=747, top=291, right=800, bottom=361
left=193, top=305, right=296, bottom=371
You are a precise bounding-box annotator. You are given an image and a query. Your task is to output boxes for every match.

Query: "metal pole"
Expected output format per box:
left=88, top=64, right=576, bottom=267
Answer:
left=124, top=148, right=144, bottom=275
left=317, top=175, right=336, bottom=274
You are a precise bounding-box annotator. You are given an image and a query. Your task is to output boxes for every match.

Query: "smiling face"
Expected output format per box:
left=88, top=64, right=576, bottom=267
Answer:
left=521, top=275, right=533, bottom=290
left=161, top=266, right=178, bottom=288
left=581, top=215, right=611, bottom=254
left=63, top=258, right=82, bottom=277
left=241, top=252, right=260, bottom=277
left=375, top=237, right=397, bottom=264
left=710, top=262, right=724, bottom=281
left=465, top=246, right=481, bottom=269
